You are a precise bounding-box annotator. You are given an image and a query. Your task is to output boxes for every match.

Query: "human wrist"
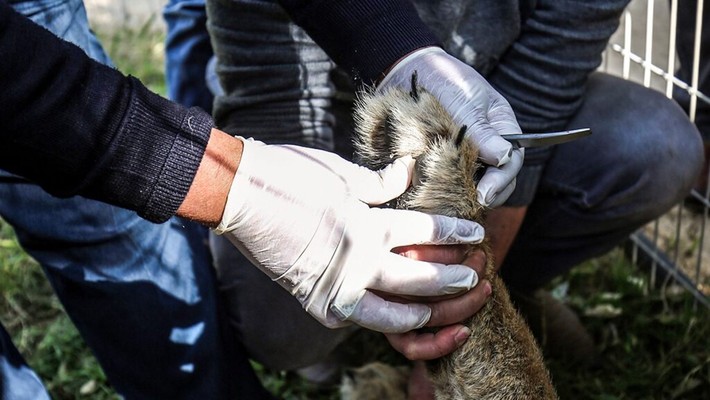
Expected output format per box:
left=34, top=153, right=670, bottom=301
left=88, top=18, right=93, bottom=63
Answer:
left=177, top=128, right=243, bottom=227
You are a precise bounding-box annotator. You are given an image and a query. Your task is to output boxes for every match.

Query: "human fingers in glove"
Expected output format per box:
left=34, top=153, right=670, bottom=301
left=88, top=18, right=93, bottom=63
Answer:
left=213, top=136, right=489, bottom=334
left=384, top=245, right=491, bottom=360
left=379, top=46, right=525, bottom=208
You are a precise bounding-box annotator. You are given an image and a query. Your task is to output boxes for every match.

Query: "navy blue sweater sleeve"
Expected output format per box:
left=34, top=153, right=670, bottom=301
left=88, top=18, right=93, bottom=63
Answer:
left=487, top=0, right=629, bottom=132
left=278, top=0, right=440, bottom=85
left=0, top=3, right=213, bottom=223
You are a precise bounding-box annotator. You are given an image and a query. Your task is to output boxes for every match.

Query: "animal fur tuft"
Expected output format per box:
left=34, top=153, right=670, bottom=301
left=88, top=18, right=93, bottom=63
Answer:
left=353, top=83, right=483, bottom=220
left=349, top=76, right=558, bottom=400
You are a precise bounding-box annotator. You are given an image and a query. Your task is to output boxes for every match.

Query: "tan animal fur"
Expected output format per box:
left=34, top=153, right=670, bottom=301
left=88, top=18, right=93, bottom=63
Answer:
left=349, top=73, right=558, bottom=399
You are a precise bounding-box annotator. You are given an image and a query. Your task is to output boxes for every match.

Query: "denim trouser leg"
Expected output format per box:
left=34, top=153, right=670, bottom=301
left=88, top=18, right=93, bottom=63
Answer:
left=0, top=1, right=269, bottom=398
left=500, top=73, right=704, bottom=290
left=0, top=187, right=233, bottom=399
left=164, top=0, right=215, bottom=112
left=0, top=325, right=49, bottom=400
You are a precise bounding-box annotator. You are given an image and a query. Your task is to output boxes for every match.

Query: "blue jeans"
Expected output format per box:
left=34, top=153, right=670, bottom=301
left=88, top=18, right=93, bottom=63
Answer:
left=1, top=1, right=271, bottom=398
left=164, top=0, right=215, bottom=112
left=206, top=0, right=704, bottom=370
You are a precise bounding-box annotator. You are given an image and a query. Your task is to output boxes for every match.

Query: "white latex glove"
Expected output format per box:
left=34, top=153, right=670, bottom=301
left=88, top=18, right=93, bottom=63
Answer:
left=379, top=46, right=525, bottom=208
left=214, top=138, right=485, bottom=333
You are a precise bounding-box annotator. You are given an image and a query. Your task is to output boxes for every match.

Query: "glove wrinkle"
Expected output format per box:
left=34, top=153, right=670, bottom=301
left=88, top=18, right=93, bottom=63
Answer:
left=215, top=137, right=484, bottom=333
left=379, top=46, right=523, bottom=207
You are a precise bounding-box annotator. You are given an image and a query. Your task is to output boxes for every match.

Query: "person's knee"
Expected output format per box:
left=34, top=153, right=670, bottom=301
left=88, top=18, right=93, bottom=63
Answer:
left=572, top=75, right=704, bottom=220
left=609, top=87, right=704, bottom=217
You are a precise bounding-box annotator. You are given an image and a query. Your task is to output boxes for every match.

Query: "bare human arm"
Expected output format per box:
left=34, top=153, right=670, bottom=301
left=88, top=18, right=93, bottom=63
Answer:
left=177, top=128, right=243, bottom=227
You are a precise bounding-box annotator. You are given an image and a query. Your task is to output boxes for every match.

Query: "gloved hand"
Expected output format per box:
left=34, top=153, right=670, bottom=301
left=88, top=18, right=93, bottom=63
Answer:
left=379, top=46, right=524, bottom=208
left=214, top=137, right=485, bottom=333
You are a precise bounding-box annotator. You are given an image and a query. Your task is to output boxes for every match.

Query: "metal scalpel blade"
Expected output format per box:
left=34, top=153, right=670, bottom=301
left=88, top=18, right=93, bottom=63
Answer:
left=500, top=128, right=592, bottom=148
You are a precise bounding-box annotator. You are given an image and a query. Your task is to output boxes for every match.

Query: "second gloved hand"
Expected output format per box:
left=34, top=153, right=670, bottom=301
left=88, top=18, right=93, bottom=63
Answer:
left=379, top=46, right=524, bottom=207
left=214, top=138, right=485, bottom=333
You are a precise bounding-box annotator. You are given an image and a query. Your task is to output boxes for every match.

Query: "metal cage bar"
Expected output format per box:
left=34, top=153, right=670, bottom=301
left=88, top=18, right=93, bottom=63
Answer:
left=603, top=0, right=709, bottom=308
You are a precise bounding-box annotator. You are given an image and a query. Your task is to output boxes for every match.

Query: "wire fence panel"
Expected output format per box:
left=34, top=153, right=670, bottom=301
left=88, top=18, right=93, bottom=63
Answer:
left=601, top=0, right=709, bottom=308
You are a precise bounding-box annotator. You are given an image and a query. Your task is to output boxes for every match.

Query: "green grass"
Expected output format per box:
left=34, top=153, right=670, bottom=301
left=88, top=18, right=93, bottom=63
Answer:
left=1, top=23, right=708, bottom=399
left=0, top=221, right=118, bottom=399
left=549, top=252, right=710, bottom=400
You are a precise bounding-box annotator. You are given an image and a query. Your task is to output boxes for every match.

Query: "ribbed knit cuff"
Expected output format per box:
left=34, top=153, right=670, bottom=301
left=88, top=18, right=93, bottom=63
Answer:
left=284, top=0, right=440, bottom=85
left=84, top=77, right=212, bottom=223
left=142, top=105, right=213, bottom=223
